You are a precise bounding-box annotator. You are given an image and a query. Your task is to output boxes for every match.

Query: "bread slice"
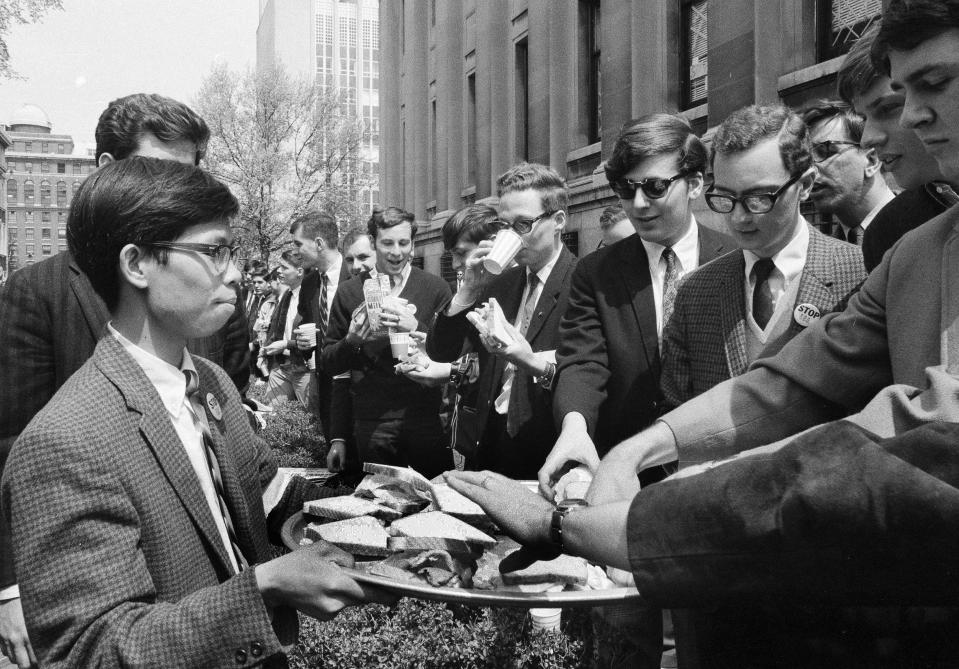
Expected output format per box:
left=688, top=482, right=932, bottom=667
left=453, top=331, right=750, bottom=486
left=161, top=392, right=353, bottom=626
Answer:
left=499, top=553, right=588, bottom=586
left=431, top=483, right=487, bottom=520
left=306, top=516, right=391, bottom=557
left=302, top=495, right=401, bottom=521
left=387, top=535, right=479, bottom=556
left=389, top=510, right=496, bottom=549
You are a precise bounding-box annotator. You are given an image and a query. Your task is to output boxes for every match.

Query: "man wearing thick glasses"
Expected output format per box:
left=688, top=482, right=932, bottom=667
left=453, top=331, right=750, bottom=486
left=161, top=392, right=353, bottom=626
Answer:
left=659, top=103, right=866, bottom=410
left=801, top=100, right=894, bottom=245
left=428, top=163, right=577, bottom=480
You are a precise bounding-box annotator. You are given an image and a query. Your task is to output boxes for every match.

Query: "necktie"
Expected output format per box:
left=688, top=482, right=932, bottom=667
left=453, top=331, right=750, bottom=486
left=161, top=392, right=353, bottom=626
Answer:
left=317, top=273, right=330, bottom=344
left=184, top=370, right=249, bottom=573
left=662, top=248, right=680, bottom=328
left=752, top=257, right=776, bottom=330
left=847, top=226, right=861, bottom=245
left=505, top=272, right=540, bottom=436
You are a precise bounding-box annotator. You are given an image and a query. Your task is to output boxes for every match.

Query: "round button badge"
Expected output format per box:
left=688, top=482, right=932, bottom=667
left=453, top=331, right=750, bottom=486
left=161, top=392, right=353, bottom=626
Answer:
left=206, top=393, right=223, bottom=421
left=793, top=303, right=821, bottom=327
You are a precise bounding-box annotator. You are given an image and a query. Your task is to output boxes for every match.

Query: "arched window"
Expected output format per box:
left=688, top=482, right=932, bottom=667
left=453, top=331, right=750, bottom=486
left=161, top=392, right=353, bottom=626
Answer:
left=23, top=180, right=34, bottom=203
left=40, top=180, right=51, bottom=205
left=56, top=181, right=67, bottom=206
left=7, top=179, right=17, bottom=203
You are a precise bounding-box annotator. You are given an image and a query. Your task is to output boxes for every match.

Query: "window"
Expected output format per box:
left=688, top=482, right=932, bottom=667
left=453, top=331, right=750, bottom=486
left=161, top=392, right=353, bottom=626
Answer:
left=817, top=0, right=882, bottom=62
left=41, top=211, right=51, bottom=224
left=57, top=162, right=65, bottom=174
left=25, top=243, right=35, bottom=256
left=41, top=243, right=52, bottom=255
left=7, top=228, right=17, bottom=242
left=467, top=73, right=477, bottom=186
left=57, top=181, right=67, bottom=206
left=23, top=180, right=34, bottom=202
left=25, top=162, right=32, bottom=173
left=58, top=211, right=66, bottom=224
left=682, top=0, right=708, bottom=108
left=25, top=211, right=33, bottom=224
left=578, top=0, right=602, bottom=143
left=57, top=144, right=64, bottom=154
left=24, top=227, right=34, bottom=239
left=72, top=163, right=80, bottom=175
left=515, top=37, right=529, bottom=160
left=41, top=228, right=51, bottom=239
left=59, top=241, right=67, bottom=252
left=40, top=181, right=51, bottom=205
left=7, top=180, right=17, bottom=203
left=57, top=226, right=66, bottom=239
left=41, top=162, right=49, bottom=173
left=24, top=142, right=32, bottom=152
left=41, top=143, right=48, bottom=153
left=561, top=231, right=580, bottom=257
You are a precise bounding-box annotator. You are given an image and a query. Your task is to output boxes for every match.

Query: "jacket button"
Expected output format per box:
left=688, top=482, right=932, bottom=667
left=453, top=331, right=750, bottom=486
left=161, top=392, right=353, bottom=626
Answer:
left=235, top=649, right=248, bottom=664
left=251, top=641, right=264, bottom=658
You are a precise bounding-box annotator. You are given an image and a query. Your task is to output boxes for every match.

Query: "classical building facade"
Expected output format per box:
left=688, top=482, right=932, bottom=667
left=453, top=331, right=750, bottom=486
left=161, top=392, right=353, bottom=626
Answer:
left=4, top=104, right=97, bottom=271
left=379, top=0, right=884, bottom=279
left=257, top=0, right=381, bottom=212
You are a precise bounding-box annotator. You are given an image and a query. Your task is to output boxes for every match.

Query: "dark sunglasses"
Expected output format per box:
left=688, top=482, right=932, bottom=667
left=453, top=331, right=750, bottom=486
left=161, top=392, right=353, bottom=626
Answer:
left=494, top=211, right=554, bottom=235
left=610, top=172, right=688, bottom=201
left=811, top=140, right=859, bottom=163
left=704, top=172, right=805, bottom=215
left=145, top=242, right=246, bottom=274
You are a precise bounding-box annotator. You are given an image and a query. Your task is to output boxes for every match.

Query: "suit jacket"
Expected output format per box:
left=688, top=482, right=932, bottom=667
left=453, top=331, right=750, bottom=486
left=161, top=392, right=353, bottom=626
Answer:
left=553, top=225, right=734, bottom=456
left=264, top=287, right=308, bottom=368
left=663, top=203, right=959, bottom=465
left=0, top=252, right=250, bottom=586
left=297, top=262, right=353, bottom=364
left=661, top=224, right=866, bottom=409
left=0, top=334, right=295, bottom=668
left=427, top=246, right=577, bottom=464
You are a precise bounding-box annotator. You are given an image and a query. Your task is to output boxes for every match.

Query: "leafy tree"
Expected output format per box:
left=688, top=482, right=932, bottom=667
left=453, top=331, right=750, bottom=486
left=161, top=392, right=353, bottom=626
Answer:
left=0, top=0, right=63, bottom=79
left=194, top=63, right=370, bottom=261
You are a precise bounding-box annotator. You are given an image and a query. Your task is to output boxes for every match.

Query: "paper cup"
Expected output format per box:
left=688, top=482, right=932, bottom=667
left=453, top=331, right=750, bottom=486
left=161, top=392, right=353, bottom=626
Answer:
left=483, top=228, right=523, bottom=274
left=389, top=332, right=412, bottom=361
left=295, top=323, right=318, bottom=346
left=530, top=608, right=562, bottom=632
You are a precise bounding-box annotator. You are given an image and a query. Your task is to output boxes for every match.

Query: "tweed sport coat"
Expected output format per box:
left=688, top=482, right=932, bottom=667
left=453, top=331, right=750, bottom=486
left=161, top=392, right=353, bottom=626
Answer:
left=660, top=224, right=867, bottom=409
left=552, top=226, right=734, bottom=457
left=1, top=334, right=296, bottom=668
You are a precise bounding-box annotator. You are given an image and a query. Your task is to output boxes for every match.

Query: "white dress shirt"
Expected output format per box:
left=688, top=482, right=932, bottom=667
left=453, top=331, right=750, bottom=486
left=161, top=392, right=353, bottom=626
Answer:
left=640, top=219, right=701, bottom=339
left=282, top=284, right=302, bottom=355
left=837, top=190, right=895, bottom=241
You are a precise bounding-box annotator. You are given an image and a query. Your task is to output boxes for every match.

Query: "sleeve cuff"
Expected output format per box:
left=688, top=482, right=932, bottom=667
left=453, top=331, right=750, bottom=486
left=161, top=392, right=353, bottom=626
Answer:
left=0, top=583, right=20, bottom=601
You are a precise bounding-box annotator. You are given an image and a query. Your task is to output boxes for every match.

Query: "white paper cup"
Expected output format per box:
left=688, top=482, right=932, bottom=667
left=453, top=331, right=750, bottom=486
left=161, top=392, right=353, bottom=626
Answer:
left=295, top=323, right=318, bottom=347
left=530, top=608, right=562, bottom=632
left=389, top=331, right=411, bottom=361
left=483, top=229, right=523, bottom=274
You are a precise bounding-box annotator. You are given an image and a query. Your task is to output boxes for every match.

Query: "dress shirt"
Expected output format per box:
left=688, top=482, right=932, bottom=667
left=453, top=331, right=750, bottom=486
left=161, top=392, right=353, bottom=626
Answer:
left=386, top=262, right=412, bottom=295
left=282, top=285, right=302, bottom=355
left=743, top=216, right=809, bottom=342
left=837, top=190, right=895, bottom=242
left=640, top=219, right=701, bottom=338
left=322, top=255, right=343, bottom=325
left=108, top=324, right=240, bottom=573
left=494, top=245, right=562, bottom=414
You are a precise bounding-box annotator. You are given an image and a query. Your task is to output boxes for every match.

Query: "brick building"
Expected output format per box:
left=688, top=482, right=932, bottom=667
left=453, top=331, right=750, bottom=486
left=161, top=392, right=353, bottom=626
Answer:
left=379, top=0, right=884, bottom=280
left=3, top=104, right=96, bottom=271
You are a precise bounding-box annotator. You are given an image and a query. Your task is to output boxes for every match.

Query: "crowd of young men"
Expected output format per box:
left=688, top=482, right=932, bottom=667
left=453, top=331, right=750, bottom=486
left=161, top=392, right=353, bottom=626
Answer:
left=3, top=0, right=959, bottom=665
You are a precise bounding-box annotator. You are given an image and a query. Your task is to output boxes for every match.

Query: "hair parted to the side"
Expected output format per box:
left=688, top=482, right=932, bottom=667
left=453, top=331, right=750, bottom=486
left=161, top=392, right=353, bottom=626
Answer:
left=495, top=162, right=569, bottom=215
left=605, top=113, right=707, bottom=186
left=837, top=23, right=884, bottom=106
left=94, top=93, right=210, bottom=165
left=367, top=206, right=417, bottom=240
left=290, top=211, right=339, bottom=249
left=442, top=204, right=500, bottom=251
left=599, top=204, right=627, bottom=228
left=800, top=99, right=865, bottom=143
left=248, top=259, right=269, bottom=278
left=67, top=156, right=239, bottom=311
left=712, top=104, right=813, bottom=177
left=338, top=225, right=372, bottom=253
left=871, top=0, right=959, bottom=74
left=279, top=249, right=303, bottom=267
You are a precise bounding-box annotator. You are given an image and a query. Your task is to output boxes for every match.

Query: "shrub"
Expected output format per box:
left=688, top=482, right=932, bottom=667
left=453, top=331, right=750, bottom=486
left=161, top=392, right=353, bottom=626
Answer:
left=259, top=397, right=327, bottom=467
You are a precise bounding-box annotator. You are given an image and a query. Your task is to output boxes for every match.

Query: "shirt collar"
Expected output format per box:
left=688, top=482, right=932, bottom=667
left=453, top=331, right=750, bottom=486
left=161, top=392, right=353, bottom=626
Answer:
left=841, top=190, right=896, bottom=234
left=640, top=217, right=699, bottom=270
left=325, top=254, right=343, bottom=281
left=742, top=214, right=809, bottom=282
left=108, top=323, right=196, bottom=419
left=527, top=244, right=563, bottom=285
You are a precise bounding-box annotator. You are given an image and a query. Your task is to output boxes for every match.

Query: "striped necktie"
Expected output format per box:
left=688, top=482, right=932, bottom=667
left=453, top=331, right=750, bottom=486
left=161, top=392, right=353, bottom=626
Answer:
left=662, top=247, right=680, bottom=327
left=317, top=273, right=330, bottom=344
left=184, top=370, right=249, bottom=572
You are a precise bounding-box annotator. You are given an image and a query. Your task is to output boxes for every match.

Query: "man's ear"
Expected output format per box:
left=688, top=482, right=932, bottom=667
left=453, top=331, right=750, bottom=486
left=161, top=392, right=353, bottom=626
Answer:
left=686, top=172, right=705, bottom=200
left=314, top=236, right=328, bottom=252
left=862, top=147, right=883, bottom=179
left=797, top=167, right=818, bottom=201
left=118, top=244, right=150, bottom=290
left=97, top=153, right=116, bottom=168
left=553, top=210, right=568, bottom=233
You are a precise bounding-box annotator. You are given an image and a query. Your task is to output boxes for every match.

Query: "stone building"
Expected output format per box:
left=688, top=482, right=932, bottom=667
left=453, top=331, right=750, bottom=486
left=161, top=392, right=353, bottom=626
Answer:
left=3, top=105, right=97, bottom=272
left=379, top=0, right=883, bottom=280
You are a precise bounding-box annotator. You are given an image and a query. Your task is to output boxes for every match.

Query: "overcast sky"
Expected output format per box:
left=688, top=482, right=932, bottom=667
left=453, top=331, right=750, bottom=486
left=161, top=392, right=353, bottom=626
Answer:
left=0, top=0, right=259, bottom=153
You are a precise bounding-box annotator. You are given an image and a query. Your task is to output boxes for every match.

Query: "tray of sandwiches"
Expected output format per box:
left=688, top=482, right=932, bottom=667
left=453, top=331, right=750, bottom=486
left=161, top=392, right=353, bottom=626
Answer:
left=281, top=463, right=642, bottom=608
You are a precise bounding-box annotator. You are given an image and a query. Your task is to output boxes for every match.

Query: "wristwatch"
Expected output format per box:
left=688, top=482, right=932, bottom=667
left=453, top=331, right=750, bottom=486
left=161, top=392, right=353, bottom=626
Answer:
left=536, top=361, right=556, bottom=390
left=549, top=499, right=588, bottom=552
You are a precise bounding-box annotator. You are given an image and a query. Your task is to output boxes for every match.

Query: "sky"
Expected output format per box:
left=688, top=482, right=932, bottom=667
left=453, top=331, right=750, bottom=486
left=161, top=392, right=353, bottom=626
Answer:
left=0, top=0, right=259, bottom=154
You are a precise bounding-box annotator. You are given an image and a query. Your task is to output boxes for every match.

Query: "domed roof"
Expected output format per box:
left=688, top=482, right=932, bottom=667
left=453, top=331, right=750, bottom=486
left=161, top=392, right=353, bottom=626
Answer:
left=9, top=104, right=52, bottom=132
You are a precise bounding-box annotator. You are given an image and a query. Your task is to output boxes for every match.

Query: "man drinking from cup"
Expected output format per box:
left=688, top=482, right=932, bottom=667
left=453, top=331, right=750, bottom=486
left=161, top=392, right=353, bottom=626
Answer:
left=427, top=163, right=577, bottom=479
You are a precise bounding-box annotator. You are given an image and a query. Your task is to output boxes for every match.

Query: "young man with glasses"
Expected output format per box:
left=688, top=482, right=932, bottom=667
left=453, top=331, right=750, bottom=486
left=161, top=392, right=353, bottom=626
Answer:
left=660, top=104, right=866, bottom=410
left=1, top=157, right=392, bottom=668
left=801, top=100, right=895, bottom=244
left=427, top=163, right=577, bottom=479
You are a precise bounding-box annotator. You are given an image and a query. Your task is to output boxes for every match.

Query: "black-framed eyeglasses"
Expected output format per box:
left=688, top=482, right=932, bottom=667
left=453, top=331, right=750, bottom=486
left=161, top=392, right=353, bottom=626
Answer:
left=705, top=172, right=805, bottom=215
left=494, top=210, right=555, bottom=235
left=145, top=241, right=246, bottom=274
left=610, top=172, right=688, bottom=201
left=811, top=140, right=859, bottom=163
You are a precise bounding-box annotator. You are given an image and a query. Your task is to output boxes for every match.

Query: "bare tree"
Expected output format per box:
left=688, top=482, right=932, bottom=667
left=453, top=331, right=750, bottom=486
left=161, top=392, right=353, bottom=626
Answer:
left=194, top=63, right=370, bottom=261
left=0, top=0, right=62, bottom=79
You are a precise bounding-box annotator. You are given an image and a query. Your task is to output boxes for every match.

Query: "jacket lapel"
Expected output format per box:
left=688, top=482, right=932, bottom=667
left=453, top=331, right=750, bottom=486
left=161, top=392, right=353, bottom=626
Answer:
left=94, top=336, right=236, bottom=575
left=68, top=256, right=110, bottom=341
left=720, top=252, right=750, bottom=377
left=697, top=225, right=732, bottom=265
left=524, top=247, right=574, bottom=345
left=617, top=236, right=659, bottom=375
left=781, top=226, right=837, bottom=342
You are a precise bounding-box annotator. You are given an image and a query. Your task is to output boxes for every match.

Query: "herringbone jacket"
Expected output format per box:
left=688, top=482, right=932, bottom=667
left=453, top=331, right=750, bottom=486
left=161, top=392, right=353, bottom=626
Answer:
left=661, top=223, right=866, bottom=409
